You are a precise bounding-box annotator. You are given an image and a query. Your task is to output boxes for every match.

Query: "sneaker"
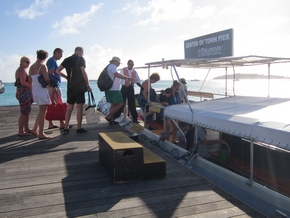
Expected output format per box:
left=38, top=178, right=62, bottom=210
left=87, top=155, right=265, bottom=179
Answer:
left=63, top=129, right=69, bottom=134
left=133, top=120, right=140, bottom=124
left=76, top=128, right=88, bottom=134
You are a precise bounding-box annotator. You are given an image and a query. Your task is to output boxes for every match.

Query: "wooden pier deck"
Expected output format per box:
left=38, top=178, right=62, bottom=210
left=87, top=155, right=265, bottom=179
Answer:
left=0, top=105, right=264, bottom=217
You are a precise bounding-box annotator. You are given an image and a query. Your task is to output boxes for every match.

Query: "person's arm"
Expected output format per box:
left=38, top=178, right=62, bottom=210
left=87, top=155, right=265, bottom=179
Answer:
left=114, top=72, right=135, bottom=82
left=56, top=65, right=67, bottom=80
left=46, top=59, right=55, bottom=75
left=135, top=71, right=142, bottom=88
left=19, top=69, right=30, bottom=88
left=80, top=66, right=92, bottom=92
left=202, top=138, right=225, bottom=146
left=142, top=80, right=149, bottom=102
left=41, top=65, right=50, bottom=84
left=159, top=94, right=168, bottom=107
left=198, top=127, right=225, bottom=146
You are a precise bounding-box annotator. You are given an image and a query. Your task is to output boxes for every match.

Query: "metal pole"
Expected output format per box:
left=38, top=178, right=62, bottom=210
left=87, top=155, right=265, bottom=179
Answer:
left=246, top=140, right=254, bottom=186
left=225, top=67, right=228, bottom=97
left=268, top=63, right=270, bottom=97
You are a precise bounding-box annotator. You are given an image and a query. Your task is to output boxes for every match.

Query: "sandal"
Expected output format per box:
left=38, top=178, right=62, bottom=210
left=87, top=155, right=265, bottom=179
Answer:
left=38, top=135, right=51, bottom=140
left=105, top=117, right=114, bottom=125
left=60, top=125, right=73, bottom=129
left=18, top=132, right=31, bottom=137
left=48, top=125, right=59, bottom=129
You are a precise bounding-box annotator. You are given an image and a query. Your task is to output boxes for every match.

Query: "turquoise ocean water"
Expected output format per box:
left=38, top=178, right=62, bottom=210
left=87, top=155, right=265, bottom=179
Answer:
left=1, top=79, right=290, bottom=106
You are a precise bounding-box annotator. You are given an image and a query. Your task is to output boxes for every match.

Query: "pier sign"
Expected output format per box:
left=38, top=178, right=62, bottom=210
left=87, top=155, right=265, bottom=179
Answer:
left=184, top=28, right=234, bottom=59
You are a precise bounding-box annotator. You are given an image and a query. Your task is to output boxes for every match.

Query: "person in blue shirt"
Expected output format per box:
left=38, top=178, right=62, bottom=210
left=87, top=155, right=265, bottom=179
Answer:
left=46, top=48, right=69, bottom=129
left=167, top=80, right=181, bottom=105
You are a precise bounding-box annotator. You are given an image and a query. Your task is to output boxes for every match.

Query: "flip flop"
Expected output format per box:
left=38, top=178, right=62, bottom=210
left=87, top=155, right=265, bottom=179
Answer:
left=18, top=133, right=31, bottom=137
left=60, top=125, right=73, bottom=129
left=31, top=130, right=38, bottom=136
left=105, top=117, right=114, bottom=125
left=39, top=136, right=51, bottom=140
left=48, top=125, right=59, bottom=129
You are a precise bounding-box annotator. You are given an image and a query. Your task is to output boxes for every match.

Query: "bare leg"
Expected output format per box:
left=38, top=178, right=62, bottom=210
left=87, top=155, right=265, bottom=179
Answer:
left=32, top=114, right=39, bottom=136
left=38, top=105, right=50, bottom=139
left=143, top=111, right=155, bottom=129
left=106, top=102, right=124, bottom=120
left=171, top=120, right=177, bottom=143
left=76, top=103, right=84, bottom=129
left=18, top=114, right=28, bottom=135
left=59, top=120, right=65, bottom=128
left=24, top=114, right=31, bottom=133
left=165, top=119, right=171, bottom=140
left=48, top=120, right=56, bottom=128
left=64, top=104, right=74, bottom=129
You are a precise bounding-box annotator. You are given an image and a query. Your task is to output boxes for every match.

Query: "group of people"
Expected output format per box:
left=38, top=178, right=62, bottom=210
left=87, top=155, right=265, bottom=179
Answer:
left=15, top=49, right=224, bottom=157
left=15, top=46, right=91, bottom=139
left=133, top=73, right=225, bottom=158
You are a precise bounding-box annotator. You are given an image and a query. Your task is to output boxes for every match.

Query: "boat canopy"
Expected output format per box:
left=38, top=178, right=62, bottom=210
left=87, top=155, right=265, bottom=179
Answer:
left=164, top=96, right=290, bottom=151
left=145, top=55, right=290, bottom=69
left=144, top=55, right=290, bottom=151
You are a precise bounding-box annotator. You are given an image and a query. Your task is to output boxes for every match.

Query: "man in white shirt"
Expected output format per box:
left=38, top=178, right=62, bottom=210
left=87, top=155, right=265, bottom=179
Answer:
left=120, top=60, right=142, bottom=123
left=104, top=57, right=135, bottom=125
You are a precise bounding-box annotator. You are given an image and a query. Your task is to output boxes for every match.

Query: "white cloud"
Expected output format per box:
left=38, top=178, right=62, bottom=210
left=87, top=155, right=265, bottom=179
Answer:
left=85, top=44, right=123, bottom=79
left=137, top=0, right=194, bottom=25
left=0, top=53, right=35, bottom=82
left=135, top=0, right=216, bottom=26
left=192, top=5, right=216, bottom=19
left=51, top=4, right=103, bottom=37
left=218, top=6, right=238, bottom=16
left=113, top=2, right=136, bottom=13
left=16, top=0, right=53, bottom=19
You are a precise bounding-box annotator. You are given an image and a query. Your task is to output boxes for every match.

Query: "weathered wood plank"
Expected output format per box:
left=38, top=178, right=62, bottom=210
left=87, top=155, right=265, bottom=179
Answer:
left=0, top=105, right=264, bottom=218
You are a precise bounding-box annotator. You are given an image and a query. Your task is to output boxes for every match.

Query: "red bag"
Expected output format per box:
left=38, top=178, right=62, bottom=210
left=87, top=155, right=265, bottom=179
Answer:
left=45, top=91, right=67, bottom=121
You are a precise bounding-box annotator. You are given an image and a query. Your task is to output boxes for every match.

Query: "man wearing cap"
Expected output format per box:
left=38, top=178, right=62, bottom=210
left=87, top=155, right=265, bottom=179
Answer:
left=120, top=60, right=142, bottom=123
left=104, top=57, right=135, bottom=125
left=179, top=78, right=188, bottom=103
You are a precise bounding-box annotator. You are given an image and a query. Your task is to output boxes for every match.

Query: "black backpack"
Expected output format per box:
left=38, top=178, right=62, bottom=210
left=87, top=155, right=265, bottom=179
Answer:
left=97, top=64, right=115, bottom=91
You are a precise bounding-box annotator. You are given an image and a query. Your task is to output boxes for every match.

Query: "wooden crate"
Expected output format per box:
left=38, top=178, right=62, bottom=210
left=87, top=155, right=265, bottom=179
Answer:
left=99, top=131, right=166, bottom=183
left=99, top=132, right=144, bottom=183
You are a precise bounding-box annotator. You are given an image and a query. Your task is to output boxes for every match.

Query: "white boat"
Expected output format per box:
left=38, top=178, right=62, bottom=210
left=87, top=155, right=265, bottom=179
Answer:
left=137, top=55, right=290, bottom=217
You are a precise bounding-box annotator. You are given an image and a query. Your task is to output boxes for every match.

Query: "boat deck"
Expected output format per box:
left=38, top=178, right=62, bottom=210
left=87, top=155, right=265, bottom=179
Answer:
left=0, top=105, right=264, bottom=217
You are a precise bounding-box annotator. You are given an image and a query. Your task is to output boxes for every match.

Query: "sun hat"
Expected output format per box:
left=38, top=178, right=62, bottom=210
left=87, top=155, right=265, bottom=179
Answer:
left=181, top=78, right=187, bottom=84
left=110, top=56, right=121, bottom=64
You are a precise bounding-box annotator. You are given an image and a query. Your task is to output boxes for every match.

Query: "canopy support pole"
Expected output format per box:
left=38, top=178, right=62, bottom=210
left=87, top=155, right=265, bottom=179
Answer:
left=225, top=67, right=228, bottom=97
left=246, top=140, right=254, bottom=186
left=268, top=63, right=270, bottom=97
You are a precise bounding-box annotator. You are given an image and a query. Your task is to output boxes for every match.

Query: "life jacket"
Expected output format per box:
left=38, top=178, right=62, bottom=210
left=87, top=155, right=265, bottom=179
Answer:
left=123, top=68, right=136, bottom=87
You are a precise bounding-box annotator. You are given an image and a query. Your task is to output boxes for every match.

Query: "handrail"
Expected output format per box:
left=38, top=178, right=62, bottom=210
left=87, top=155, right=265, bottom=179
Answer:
left=187, top=91, right=214, bottom=99
left=222, top=142, right=231, bottom=153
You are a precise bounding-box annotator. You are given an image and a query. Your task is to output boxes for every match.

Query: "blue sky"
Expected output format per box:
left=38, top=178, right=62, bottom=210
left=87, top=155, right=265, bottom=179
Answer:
left=1, top=0, right=290, bottom=82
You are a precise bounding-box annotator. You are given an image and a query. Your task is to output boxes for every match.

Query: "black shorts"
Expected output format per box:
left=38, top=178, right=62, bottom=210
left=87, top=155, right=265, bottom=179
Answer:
left=67, top=89, right=85, bottom=104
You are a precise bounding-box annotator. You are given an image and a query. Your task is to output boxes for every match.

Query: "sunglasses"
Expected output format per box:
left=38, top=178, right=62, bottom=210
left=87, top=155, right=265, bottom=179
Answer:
left=25, top=61, right=30, bottom=64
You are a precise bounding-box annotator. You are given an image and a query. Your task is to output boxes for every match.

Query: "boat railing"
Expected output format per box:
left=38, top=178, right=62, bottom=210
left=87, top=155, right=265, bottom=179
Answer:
left=187, top=91, right=214, bottom=101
